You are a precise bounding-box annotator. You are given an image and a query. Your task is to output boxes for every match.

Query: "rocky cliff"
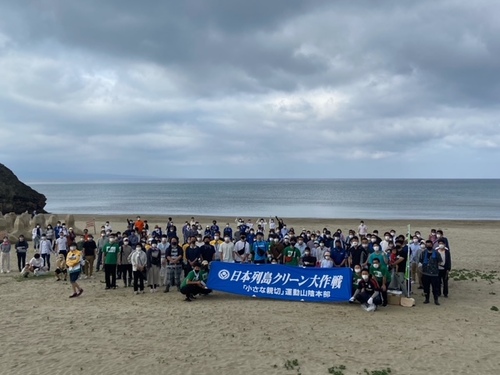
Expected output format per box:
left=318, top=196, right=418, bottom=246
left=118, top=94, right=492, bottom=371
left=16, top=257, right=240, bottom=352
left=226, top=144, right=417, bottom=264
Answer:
left=0, top=163, right=47, bottom=214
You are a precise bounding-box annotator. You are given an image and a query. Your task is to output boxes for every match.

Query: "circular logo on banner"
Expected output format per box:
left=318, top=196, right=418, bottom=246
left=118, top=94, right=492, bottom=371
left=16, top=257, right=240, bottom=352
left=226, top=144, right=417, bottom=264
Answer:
left=218, top=269, right=230, bottom=280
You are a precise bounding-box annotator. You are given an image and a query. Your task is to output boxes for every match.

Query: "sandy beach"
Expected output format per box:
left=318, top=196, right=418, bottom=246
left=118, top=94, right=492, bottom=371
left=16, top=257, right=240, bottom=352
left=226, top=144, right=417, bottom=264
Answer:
left=1, top=215, right=499, bottom=375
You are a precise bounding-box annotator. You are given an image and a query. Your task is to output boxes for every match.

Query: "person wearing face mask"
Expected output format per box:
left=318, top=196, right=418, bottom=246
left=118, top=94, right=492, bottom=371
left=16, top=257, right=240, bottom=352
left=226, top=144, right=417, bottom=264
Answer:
left=66, top=245, right=84, bottom=298
left=418, top=240, right=443, bottom=305
left=15, top=235, right=29, bottom=272
left=320, top=252, right=333, bottom=268
left=146, top=240, right=162, bottom=293
left=102, top=234, right=120, bottom=289
left=233, top=235, right=250, bottom=263
left=200, top=236, right=216, bottom=263
left=345, top=230, right=356, bottom=247
left=380, top=232, right=392, bottom=252
left=129, top=245, right=147, bottom=294
left=96, top=231, right=109, bottom=272
left=55, top=233, right=68, bottom=259
left=31, top=224, right=42, bottom=251
left=358, top=221, right=368, bottom=238
left=118, top=238, right=133, bottom=287
left=428, top=229, right=437, bottom=245
left=82, top=234, right=97, bottom=279
left=350, top=269, right=381, bottom=311
left=316, top=240, right=330, bottom=259
left=40, top=235, right=53, bottom=270
left=351, top=266, right=363, bottom=294
left=436, top=240, right=451, bottom=298
left=180, top=261, right=211, bottom=302
left=319, top=231, right=331, bottom=249
left=209, top=220, right=219, bottom=237
left=294, top=237, right=307, bottom=254
left=223, top=223, right=233, bottom=241
left=0, top=237, right=11, bottom=273
left=367, top=242, right=387, bottom=267
left=388, top=241, right=408, bottom=296
left=368, top=235, right=380, bottom=253
left=220, top=236, right=235, bottom=262
left=252, top=232, right=269, bottom=264
left=348, top=237, right=368, bottom=269
left=301, top=247, right=316, bottom=268
left=210, top=232, right=223, bottom=261
left=409, top=236, right=422, bottom=286
left=269, top=236, right=284, bottom=264
left=434, top=230, right=450, bottom=251
left=164, top=238, right=183, bottom=292
left=331, top=241, right=347, bottom=268
left=158, top=235, right=170, bottom=286
left=185, top=238, right=201, bottom=276
left=195, top=235, right=204, bottom=248
left=369, top=258, right=391, bottom=307
left=283, top=238, right=301, bottom=266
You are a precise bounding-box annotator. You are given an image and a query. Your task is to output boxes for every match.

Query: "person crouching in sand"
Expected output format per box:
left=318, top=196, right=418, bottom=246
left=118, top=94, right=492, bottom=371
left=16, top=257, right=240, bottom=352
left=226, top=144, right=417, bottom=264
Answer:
left=54, top=254, right=67, bottom=281
left=20, top=253, right=47, bottom=277
left=180, top=261, right=212, bottom=302
left=66, top=245, right=84, bottom=298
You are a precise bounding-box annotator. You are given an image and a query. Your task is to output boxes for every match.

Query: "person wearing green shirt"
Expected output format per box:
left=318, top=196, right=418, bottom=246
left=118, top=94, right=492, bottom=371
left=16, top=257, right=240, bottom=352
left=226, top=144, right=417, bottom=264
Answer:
left=369, top=258, right=391, bottom=307
left=102, top=234, right=120, bottom=290
left=282, top=238, right=301, bottom=266
left=367, top=244, right=387, bottom=267
left=180, top=261, right=211, bottom=302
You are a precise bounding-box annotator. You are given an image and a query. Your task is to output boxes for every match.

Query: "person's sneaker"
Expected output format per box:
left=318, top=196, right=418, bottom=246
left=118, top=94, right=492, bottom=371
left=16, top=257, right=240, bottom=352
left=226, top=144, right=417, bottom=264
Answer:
left=69, top=293, right=78, bottom=298
left=6, top=270, right=10, bottom=273
left=141, top=290, right=145, bottom=294
left=184, top=296, right=192, bottom=302
left=164, top=285, right=170, bottom=293
left=56, top=278, right=61, bottom=282
left=0, top=270, right=4, bottom=274
left=134, top=291, right=139, bottom=295
left=189, top=294, right=197, bottom=300
left=366, top=303, right=376, bottom=312
left=361, top=303, right=369, bottom=311
left=84, top=276, right=88, bottom=279
left=105, top=287, right=110, bottom=290
left=150, top=289, right=154, bottom=293
left=77, top=289, right=84, bottom=296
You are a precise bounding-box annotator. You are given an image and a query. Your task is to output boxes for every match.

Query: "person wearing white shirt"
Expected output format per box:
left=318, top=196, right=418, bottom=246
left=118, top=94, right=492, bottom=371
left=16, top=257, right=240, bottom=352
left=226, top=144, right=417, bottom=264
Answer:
left=220, top=237, right=235, bottom=262
left=39, top=235, right=53, bottom=271
left=233, top=236, right=250, bottom=263
left=21, top=253, right=47, bottom=277
left=358, top=221, right=368, bottom=238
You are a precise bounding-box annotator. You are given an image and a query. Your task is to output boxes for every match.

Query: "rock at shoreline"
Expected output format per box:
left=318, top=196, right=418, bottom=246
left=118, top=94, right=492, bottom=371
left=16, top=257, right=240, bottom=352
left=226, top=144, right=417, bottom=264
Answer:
left=0, top=164, right=47, bottom=215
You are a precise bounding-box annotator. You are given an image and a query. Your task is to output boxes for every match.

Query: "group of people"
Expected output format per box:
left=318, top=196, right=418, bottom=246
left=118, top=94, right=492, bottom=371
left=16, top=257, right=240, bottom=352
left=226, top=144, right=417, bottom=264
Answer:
left=4, top=217, right=452, bottom=306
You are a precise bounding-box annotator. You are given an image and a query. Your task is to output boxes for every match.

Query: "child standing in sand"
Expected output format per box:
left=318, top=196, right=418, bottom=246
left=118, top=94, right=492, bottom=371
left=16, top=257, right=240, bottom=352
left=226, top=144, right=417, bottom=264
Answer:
left=54, top=254, right=68, bottom=281
left=66, top=245, right=84, bottom=298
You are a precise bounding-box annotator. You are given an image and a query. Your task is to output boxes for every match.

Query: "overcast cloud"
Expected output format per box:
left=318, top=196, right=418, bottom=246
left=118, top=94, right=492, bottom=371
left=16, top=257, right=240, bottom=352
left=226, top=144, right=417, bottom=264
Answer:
left=0, top=0, right=499, bottom=180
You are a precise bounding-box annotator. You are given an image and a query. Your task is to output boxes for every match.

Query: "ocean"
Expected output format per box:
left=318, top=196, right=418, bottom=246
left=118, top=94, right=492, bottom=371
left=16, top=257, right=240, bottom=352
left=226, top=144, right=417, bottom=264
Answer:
left=29, top=179, right=500, bottom=220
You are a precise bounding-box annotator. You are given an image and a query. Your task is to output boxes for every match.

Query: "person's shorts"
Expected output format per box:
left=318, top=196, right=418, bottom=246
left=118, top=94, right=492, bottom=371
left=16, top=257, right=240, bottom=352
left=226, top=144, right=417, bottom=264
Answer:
left=69, top=271, right=80, bottom=283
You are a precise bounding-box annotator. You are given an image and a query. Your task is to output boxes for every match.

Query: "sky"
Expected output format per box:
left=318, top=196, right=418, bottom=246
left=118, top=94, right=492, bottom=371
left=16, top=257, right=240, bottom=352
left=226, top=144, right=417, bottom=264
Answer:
left=0, top=0, right=499, bottom=181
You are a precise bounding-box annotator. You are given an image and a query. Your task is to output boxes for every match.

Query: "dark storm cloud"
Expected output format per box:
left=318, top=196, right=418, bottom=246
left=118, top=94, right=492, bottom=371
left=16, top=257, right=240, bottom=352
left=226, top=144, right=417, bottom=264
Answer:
left=0, top=0, right=499, bottom=179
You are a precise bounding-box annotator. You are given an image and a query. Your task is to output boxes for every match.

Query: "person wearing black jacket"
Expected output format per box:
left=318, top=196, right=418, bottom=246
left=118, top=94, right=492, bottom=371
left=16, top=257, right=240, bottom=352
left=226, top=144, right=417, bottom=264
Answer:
left=301, top=247, right=316, bottom=267
left=199, top=236, right=215, bottom=263
left=15, top=235, right=29, bottom=272
left=436, top=240, right=452, bottom=298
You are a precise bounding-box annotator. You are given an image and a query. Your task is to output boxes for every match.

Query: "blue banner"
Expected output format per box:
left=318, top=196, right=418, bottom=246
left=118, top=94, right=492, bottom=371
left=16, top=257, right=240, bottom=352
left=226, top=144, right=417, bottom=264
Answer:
left=207, top=262, right=352, bottom=303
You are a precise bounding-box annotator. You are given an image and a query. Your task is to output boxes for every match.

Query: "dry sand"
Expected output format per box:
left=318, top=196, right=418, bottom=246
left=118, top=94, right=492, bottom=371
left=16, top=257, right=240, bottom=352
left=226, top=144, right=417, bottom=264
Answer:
left=1, top=215, right=499, bottom=375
